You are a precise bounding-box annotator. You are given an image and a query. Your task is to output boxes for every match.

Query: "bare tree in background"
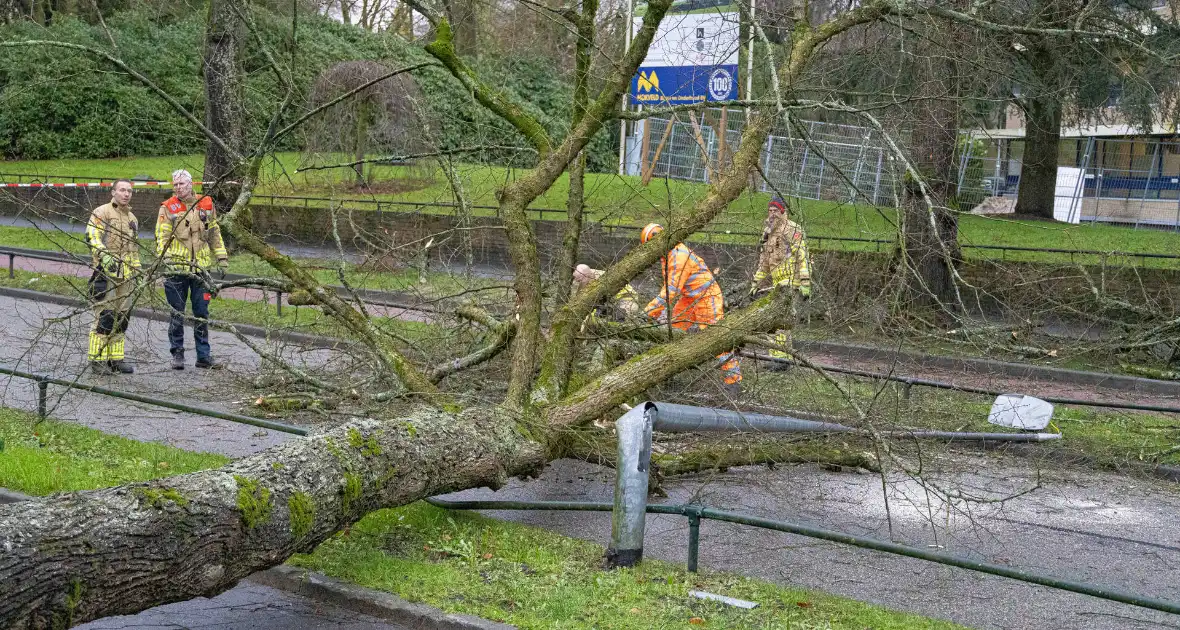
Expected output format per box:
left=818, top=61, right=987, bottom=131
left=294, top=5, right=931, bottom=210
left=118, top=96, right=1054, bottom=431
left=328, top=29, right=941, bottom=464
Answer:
left=305, top=60, right=433, bottom=188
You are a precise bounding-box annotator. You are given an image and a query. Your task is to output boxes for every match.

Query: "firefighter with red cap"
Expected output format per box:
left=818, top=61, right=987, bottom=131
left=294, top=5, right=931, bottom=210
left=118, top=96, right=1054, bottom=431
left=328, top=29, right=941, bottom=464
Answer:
left=751, top=196, right=811, bottom=359
left=639, top=223, right=742, bottom=394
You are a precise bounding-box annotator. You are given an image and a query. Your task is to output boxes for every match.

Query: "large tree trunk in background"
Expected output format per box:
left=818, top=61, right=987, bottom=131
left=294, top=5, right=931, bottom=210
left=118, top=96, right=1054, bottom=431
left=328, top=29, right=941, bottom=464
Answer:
left=899, top=50, right=961, bottom=308
left=1014, top=43, right=1063, bottom=220
left=0, top=407, right=545, bottom=629
left=202, top=0, right=245, bottom=221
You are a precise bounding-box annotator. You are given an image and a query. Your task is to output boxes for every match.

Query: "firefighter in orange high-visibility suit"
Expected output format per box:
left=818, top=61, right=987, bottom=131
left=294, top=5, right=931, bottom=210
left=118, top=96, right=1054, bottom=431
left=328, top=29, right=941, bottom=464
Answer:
left=639, top=223, right=742, bottom=395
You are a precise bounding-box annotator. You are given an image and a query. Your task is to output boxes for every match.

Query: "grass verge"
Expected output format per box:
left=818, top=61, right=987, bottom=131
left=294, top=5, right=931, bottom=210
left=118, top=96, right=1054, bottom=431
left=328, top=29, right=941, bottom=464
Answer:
left=749, top=369, right=1180, bottom=469
left=292, top=501, right=965, bottom=629
left=3, top=263, right=1175, bottom=470
left=0, top=407, right=228, bottom=496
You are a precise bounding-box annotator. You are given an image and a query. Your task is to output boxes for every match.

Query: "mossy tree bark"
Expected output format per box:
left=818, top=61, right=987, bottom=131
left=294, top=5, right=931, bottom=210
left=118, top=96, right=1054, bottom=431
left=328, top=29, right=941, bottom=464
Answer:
left=0, top=407, right=545, bottom=628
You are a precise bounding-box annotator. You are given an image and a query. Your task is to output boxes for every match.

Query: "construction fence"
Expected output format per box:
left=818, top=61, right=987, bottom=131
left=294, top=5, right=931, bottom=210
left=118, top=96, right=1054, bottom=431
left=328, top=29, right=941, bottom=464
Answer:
left=623, top=109, right=1180, bottom=230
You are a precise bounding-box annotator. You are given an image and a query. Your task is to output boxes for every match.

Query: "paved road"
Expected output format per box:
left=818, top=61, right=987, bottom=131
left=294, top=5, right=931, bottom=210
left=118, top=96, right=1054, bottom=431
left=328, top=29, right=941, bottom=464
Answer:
left=76, top=580, right=409, bottom=630
left=0, top=294, right=317, bottom=456
left=4, top=291, right=1180, bottom=629
left=0, top=294, right=409, bottom=628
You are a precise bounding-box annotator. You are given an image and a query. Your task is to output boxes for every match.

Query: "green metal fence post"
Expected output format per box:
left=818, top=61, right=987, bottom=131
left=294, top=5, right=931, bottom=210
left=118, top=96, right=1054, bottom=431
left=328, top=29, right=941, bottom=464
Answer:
left=687, top=511, right=701, bottom=572
left=37, top=379, right=47, bottom=419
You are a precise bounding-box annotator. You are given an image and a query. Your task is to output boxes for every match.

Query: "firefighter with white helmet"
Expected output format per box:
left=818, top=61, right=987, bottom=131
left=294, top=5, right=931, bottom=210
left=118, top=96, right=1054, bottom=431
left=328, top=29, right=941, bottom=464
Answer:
left=155, top=169, right=229, bottom=370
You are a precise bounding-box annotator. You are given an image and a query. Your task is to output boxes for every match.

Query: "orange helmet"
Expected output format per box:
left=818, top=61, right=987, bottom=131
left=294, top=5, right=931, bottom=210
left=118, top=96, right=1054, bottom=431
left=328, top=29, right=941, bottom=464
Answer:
left=640, top=223, right=664, bottom=244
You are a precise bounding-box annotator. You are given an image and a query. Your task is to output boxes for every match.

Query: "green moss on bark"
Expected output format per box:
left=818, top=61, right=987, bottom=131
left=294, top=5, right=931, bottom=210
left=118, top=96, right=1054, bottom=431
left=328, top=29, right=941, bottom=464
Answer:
left=341, top=472, right=362, bottom=513
left=288, top=492, right=315, bottom=538
left=234, top=475, right=273, bottom=529
left=135, top=487, right=189, bottom=509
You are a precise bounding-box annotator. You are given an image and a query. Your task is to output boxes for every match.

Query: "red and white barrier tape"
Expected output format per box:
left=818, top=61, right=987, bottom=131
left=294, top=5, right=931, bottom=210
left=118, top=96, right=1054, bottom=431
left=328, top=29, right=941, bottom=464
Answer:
left=1, top=181, right=210, bottom=188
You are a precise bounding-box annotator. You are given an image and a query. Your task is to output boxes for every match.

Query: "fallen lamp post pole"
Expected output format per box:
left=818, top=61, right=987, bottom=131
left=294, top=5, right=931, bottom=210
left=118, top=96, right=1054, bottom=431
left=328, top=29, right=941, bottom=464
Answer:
left=607, top=402, right=1060, bottom=566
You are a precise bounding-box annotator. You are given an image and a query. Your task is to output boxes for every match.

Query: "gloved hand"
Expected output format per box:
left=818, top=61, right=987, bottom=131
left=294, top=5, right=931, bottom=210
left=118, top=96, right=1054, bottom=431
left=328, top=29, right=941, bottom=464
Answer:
left=99, top=252, right=117, bottom=273
left=799, top=284, right=812, bottom=299
left=216, top=258, right=229, bottom=280
left=750, top=271, right=767, bottom=297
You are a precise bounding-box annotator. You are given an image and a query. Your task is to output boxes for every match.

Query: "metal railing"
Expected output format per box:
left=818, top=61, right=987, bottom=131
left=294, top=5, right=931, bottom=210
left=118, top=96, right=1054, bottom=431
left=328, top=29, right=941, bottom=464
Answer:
left=0, top=364, right=307, bottom=435
left=0, top=245, right=449, bottom=319
left=426, top=497, right=1180, bottom=617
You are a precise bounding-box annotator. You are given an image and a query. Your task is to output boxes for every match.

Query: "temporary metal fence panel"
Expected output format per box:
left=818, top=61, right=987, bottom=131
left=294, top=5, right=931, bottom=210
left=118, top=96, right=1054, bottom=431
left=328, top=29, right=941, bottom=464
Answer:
left=960, top=136, right=1180, bottom=230
left=637, top=111, right=896, bottom=207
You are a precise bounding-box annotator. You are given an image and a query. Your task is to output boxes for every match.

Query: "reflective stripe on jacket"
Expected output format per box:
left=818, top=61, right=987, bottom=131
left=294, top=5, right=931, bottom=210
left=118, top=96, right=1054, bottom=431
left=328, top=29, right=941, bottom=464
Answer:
left=87, top=202, right=141, bottom=272
left=644, top=243, right=724, bottom=330
left=155, top=195, right=227, bottom=271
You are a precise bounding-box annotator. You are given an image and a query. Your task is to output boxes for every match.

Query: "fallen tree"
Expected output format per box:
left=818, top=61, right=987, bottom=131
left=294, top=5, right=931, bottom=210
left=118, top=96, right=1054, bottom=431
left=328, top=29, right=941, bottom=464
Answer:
left=0, top=0, right=1167, bottom=626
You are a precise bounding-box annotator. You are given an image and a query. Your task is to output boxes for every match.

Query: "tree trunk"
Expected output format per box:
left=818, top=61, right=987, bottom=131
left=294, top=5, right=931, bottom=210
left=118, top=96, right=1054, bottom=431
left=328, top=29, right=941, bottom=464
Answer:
left=0, top=408, right=545, bottom=629
left=202, top=0, right=245, bottom=219
left=1014, top=54, right=1063, bottom=220
left=443, top=0, right=477, bottom=56
left=899, top=49, right=961, bottom=308
left=554, top=152, right=585, bottom=305
left=553, top=0, right=596, bottom=307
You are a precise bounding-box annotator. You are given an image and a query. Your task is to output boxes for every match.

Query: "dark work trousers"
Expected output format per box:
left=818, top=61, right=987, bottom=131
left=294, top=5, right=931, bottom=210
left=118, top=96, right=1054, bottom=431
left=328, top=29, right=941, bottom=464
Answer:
left=164, top=275, right=211, bottom=360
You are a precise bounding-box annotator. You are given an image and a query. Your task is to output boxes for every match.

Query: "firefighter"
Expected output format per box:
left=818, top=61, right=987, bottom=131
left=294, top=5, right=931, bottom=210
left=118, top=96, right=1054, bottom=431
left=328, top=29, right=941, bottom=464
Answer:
left=572, top=264, right=641, bottom=323
left=156, top=169, right=229, bottom=370
left=86, top=179, right=141, bottom=374
left=639, top=223, right=742, bottom=394
left=751, top=197, right=811, bottom=359
left=571, top=264, right=641, bottom=374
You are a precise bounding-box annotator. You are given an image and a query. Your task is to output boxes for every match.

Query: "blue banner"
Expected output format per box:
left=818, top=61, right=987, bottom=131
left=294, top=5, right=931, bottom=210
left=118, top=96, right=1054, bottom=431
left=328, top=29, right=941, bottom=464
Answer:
left=629, top=65, right=739, bottom=106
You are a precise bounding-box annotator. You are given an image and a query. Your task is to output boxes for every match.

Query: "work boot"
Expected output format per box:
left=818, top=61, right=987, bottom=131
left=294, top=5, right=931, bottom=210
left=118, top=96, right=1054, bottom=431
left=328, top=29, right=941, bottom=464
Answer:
left=195, top=357, right=224, bottom=370
left=109, top=360, right=134, bottom=374
left=90, top=361, right=112, bottom=375
left=171, top=353, right=185, bottom=370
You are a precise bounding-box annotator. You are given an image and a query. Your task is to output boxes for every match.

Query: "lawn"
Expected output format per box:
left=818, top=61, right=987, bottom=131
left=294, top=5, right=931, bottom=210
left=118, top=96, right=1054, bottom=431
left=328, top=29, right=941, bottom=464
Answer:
left=294, top=501, right=967, bottom=630
left=0, top=407, right=228, bottom=496
left=0, top=406, right=966, bottom=629
left=745, top=368, right=1180, bottom=469
left=4, top=154, right=1178, bottom=266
